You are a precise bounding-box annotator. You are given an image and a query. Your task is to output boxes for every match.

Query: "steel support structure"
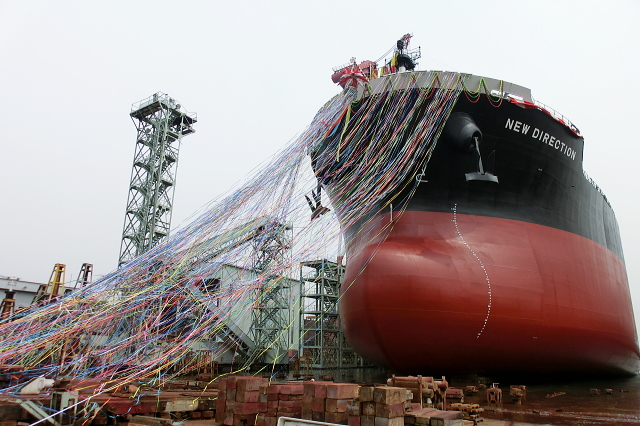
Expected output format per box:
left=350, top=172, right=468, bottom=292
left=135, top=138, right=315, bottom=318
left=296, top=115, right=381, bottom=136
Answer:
left=32, top=263, right=67, bottom=304
left=72, top=263, right=93, bottom=289
left=245, top=222, right=292, bottom=366
left=118, top=93, right=196, bottom=267
left=299, top=259, right=358, bottom=369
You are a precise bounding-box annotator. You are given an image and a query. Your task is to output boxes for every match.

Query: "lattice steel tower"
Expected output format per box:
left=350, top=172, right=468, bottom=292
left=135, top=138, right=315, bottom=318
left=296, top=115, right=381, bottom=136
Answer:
left=246, top=221, right=293, bottom=366
left=118, top=93, right=196, bottom=268
left=299, top=259, right=359, bottom=369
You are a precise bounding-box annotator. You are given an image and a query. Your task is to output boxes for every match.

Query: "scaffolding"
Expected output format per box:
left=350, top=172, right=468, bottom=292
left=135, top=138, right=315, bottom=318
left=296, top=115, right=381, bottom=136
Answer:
left=245, top=222, right=293, bottom=366
left=118, top=93, right=196, bottom=267
left=299, top=259, right=359, bottom=369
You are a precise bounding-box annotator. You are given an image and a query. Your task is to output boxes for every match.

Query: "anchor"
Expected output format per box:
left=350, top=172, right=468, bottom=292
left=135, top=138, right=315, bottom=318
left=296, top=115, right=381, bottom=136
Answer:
left=466, top=136, right=499, bottom=183
left=305, top=181, right=331, bottom=221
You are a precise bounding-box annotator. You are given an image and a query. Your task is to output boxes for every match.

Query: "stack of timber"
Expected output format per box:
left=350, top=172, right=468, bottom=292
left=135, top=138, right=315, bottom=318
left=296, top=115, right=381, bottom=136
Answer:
left=258, top=383, right=304, bottom=426
left=215, top=376, right=269, bottom=426
left=354, top=385, right=374, bottom=426
left=370, top=386, right=413, bottom=426
left=448, top=403, right=483, bottom=423
left=215, top=377, right=308, bottom=426
left=301, top=382, right=416, bottom=426
left=301, top=381, right=360, bottom=425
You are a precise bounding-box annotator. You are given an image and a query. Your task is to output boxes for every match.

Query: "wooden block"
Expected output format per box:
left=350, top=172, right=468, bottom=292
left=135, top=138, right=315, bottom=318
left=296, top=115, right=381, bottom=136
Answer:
left=219, top=378, right=228, bottom=391
left=325, top=412, right=349, bottom=425
left=327, top=383, right=360, bottom=399
left=374, top=387, right=406, bottom=405
left=361, top=402, right=376, bottom=417
left=374, top=417, right=404, bottom=426
left=259, top=385, right=268, bottom=395
left=326, top=398, right=349, bottom=413
left=216, top=397, right=227, bottom=423
left=413, top=409, right=439, bottom=426
left=314, top=383, right=328, bottom=398
left=361, top=416, right=375, bottom=426
left=267, top=394, right=279, bottom=401
left=375, top=403, right=404, bottom=418
left=224, top=412, right=234, bottom=425
left=227, top=376, right=238, bottom=389
left=311, top=397, right=326, bottom=412
left=346, top=400, right=361, bottom=416
left=359, top=386, right=374, bottom=402
left=281, top=384, right=304, bottom=395
left=267, top=384, right=284, bottom=394
left=268, top=400, right=279, bottom=409
left=348, top=415, right=361, bottom=426
left=279, top=394, right=303, bottom=401
left=227, top=388, right=237, bottom=400
left=302, top=397, right=313, bottom=411
left=414, top=417, right=430, bottom=426
left=277, top=406, right=296, bottom=414
left=312, top=411, right=325, bottom=422
left=190, top=411, right=202, bottom=419
left=233, top=402, right=264, bottom=415
left=304, top=382, right=315, bottom=397
left=202, top=410, right=214, bottom=419
left=238, top=377, right=268, bottom=392
left=278, top=400, right=302, bottom=409
left=302, top=409, right=313, bottom=420
left=259, top=394, right=268, bottom=403
left=256, top=415, right=265, bottom=426
left=237, top=391, right=260, bottom=403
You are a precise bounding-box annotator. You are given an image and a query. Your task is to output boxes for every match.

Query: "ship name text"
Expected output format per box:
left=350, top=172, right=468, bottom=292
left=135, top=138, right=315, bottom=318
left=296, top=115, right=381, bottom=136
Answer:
left=505, top=118, right=576, bottom=160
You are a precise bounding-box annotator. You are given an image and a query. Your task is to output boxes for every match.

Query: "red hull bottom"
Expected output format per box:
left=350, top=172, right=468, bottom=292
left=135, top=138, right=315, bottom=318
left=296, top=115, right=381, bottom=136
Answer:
left=340, top=211, right=640, bottom=376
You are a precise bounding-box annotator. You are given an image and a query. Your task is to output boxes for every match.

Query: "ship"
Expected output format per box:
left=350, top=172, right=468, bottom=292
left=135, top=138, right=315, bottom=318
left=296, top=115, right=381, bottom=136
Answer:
left=310, top=35, right=640, bottom=376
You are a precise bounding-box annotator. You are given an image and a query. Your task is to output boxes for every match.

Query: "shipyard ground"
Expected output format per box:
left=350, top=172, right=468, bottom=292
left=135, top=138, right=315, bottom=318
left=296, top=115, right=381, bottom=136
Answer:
left=1, top=370, right=637, bottom=426
left=183, top=420, right=552, bottom=426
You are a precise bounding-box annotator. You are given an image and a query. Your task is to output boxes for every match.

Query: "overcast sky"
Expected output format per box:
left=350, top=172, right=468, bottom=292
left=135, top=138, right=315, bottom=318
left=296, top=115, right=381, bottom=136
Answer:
left=2, top=1, right=639, bottom=331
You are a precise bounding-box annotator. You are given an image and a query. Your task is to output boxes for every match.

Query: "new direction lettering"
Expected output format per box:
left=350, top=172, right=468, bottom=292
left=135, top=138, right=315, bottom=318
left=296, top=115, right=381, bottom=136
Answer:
left=505, top=118, right=576, bottom=161
left=505, top=118, right=531, bottom=135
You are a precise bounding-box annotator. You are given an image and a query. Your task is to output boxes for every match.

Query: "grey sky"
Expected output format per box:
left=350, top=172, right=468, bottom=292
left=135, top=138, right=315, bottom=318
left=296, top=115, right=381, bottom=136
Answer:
left=2, top=1, right=639, bottom=332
